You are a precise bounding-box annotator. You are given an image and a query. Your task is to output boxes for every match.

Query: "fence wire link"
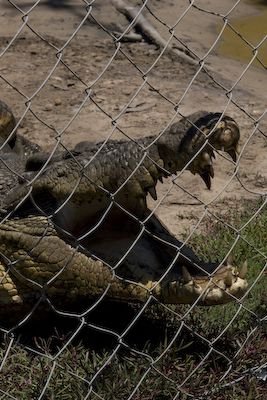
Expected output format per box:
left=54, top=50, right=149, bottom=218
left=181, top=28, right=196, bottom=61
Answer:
left=0, top=0, right=266, bottom=399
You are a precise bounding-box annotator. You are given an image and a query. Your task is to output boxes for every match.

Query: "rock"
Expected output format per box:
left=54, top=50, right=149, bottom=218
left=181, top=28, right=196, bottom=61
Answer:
left=44, top=104, right=53, bottom=112
left=54, top=98, right=62, bottom=106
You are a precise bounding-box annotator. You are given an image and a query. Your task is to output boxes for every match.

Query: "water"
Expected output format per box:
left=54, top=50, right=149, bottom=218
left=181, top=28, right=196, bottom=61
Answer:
left=218, top=1, right=267, bottom=66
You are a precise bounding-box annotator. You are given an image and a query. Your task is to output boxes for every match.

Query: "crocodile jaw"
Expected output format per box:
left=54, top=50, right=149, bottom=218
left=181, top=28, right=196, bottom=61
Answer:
left=153, top=265, right=248, bottom=306
left=208, top=118, right=240, bottom=162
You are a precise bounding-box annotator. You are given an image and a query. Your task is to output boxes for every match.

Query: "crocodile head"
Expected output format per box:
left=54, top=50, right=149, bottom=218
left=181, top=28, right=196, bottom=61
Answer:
left=157, top=260, right=248, bottom=305
left=157, top=112, right=240, bottom=190
left=205, top=114, right=240, bottom=162
left=189, top=113, right=240, bottom=189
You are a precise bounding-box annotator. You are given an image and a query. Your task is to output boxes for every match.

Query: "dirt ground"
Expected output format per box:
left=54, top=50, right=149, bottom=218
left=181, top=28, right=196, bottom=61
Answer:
left=0, top=0, right=266, bottom=240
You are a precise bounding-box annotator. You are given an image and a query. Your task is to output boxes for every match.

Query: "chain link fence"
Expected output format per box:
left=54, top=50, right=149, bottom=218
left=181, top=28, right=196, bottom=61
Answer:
left=0, top=0, right=266, bottom=399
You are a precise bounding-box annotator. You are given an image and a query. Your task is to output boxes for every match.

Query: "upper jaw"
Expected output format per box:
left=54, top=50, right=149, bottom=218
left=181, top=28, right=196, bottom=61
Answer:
left=193, top=115, right=240, bottom=187
left=210, top=118, right=240, bottom=162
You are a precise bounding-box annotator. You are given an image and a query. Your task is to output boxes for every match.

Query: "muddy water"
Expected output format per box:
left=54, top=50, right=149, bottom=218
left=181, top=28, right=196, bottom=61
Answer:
left=218, top=2, right=267, bottom=66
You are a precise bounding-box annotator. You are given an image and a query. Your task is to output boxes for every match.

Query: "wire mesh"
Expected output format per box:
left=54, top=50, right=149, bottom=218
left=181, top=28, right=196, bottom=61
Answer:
left=0, top=0, right=266, bottom=399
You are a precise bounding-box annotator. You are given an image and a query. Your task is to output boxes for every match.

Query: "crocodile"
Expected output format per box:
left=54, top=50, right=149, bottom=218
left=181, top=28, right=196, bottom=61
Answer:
left=0, top=103, right=248, bottom=322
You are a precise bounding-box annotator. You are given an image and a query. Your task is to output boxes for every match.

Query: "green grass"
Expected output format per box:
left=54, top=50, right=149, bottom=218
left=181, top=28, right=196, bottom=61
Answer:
left=179, top=199, right=267, bottom=338
left=0, top=200, right=266, bottom=399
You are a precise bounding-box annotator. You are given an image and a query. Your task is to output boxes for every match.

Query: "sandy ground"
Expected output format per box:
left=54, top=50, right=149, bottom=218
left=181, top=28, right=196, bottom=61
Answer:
left=0, top=0, right=266, bottom=241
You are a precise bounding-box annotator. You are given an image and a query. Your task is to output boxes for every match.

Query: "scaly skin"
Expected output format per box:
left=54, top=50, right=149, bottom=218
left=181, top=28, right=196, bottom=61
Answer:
left=2, top=111, right=240, bottom=222
left=0, top=217, right=147, bottom=307
left=0, top=105, right=247, bottom=318
left=0, top=216, right=248, bottom=313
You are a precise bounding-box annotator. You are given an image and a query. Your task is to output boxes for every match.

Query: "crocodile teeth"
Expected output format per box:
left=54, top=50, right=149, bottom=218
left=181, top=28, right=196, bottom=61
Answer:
left=224, top=269, right=233, bottom=287
left=227, top=148, right=237, bottom=162
left=210, top=164, right=214, bottom=178
left=148, top=186, right=157, bottom=200
left=182, top=266, right=192, bottom=284
left=239, top=260, right=248, bottom=279
left=200, top=171, right=211, bottom=190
